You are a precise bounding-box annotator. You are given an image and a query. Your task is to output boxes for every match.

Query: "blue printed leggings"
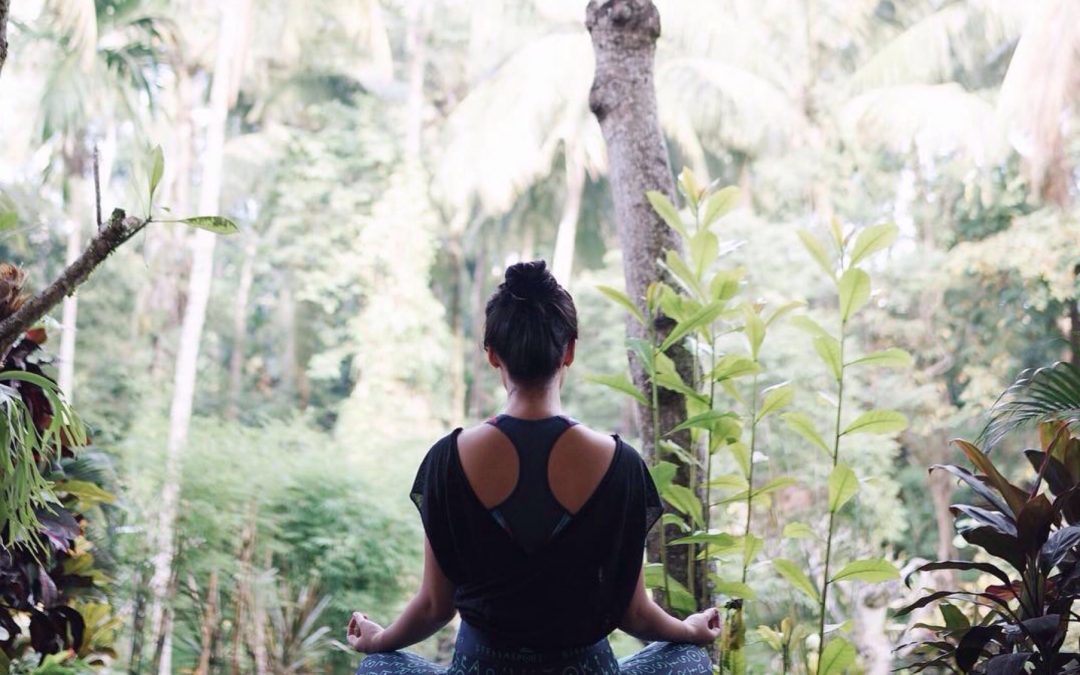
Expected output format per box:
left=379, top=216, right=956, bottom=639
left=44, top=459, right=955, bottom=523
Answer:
left=356, top=621, right=712, bottom=675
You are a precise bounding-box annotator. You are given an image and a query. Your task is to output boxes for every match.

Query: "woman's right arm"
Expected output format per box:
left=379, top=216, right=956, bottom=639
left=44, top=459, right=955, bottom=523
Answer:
left=618, top=568, right=721, bottom=644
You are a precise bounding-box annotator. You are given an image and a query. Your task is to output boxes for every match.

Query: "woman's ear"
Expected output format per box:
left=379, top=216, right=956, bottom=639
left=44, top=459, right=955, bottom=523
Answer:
left=486, top=347, right=501, bottom=370
left=563, top=339, right=576, bottom=368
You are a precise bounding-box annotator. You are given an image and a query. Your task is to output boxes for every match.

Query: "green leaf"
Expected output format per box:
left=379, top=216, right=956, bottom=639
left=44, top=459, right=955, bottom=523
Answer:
left=798, top=229, right=834, bottom=278
left=663, top=250, right=704, bottom=298
left=181, top=216, right=239, bottom=235
left=701, top=186, right=740, bottom=227
left=677, top=168, right=703, bottom=210
left=818, top=637, right=856, bottom=675
left=849, top=223, right=899, bottom=266
left=837, top=268, right=870, bottom=322
left=647, top=191, right=689, bottom=240
left=654, top=353, right=707, bottom=404
left=668, top=410, right=740, bottom=438
left=765, top=301, right=804, bottom=327
left=0, top=211, right=17, bottom=230
left=643, top=564, right=696, bottom=613
left=847, top=348, right=913, bottom=369
left=782, top=412, right=831, bottom=457
left=689, top=230, right=719, bottom=276
left=659, top=301, right=725, bottom=352
left=585, top=373, right=648, bottom=406
left=662, top=484, right=704, bottom=527
left=743, top=305, right=766, bottom=359
left=728, top=442, right=750, bottom=478
left=830, top=558, right=899, bottom=584
left=670, top=532, right=737, bottom=549
left=740, top=534, right=763, bottom=567
left=149, top=145, right=165, bottom=204
left=828, top=463, right=858, bottom=513
left=596, top=285, right=646, bottom=326
left=57, top=480, right=116, bottom=506
left=772, top=559, right=819, bottom=601
left=660, top=512, right=691, bottom=533
left=790, top=315, right=831, bottom=339
left=813, top=335, right=843, bottom=381
left=841, top=410, right=908, bottom=436
left=782, top=522, right=815, bottom=539
left=939, top=603, right=970, bottom=629
left=756, top=382, right=793, bottom=422
left=712, top=580, right=756, bottom=599
left=707, top=473, right=749, bottom=491
left=710, top=355, right=760, bottom=382
left=649, top=461, right=678, bottom=494
left=710, top=269, right=744, bottom=301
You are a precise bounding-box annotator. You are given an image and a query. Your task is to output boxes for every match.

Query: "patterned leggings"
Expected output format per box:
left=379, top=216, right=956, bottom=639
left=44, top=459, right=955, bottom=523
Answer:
left=356, top=621, right=712, bottom=675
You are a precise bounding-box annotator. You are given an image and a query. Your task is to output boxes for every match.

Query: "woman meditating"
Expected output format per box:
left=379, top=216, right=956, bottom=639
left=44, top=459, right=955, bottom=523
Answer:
left=348, top=260, right=719, bottom=674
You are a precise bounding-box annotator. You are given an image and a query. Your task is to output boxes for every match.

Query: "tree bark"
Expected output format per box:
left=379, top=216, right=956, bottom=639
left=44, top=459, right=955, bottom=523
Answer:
left=148, top=1, right=249, bottom=669
left=226, top=234, right=256, bottom=420
left=586, top=0, right=704, bottom=612
left=551, top=154, right=586, bottom=286
left=0, top=0, right=9, bottom=77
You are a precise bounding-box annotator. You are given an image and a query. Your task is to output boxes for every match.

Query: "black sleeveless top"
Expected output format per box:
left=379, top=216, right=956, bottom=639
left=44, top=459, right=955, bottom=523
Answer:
left=409, top=418, right=663, bottom=649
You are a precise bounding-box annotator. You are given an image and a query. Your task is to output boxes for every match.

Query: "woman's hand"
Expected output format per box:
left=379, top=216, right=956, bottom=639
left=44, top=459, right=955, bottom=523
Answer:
left=682, top=607, right=722, bottom=644
left=347, top=612, right=386, bottom=653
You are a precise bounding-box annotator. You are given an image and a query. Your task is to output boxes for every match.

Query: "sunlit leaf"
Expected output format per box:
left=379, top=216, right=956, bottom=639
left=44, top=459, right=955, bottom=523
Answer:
left=756, top=382, right=793, bottom=422
left=814, top=335, right=843, bottom=381
left=180, top=216, right=239, bottom=235
left=837, top=268, right=870, bottom=322
left=819, top=637, right=856, bottom=675
left=0, top=211, right=17, bottom=230
left=830, top=558, right=899, bottom=583
left=798, top=229, right=834, bottom=278
left=742, top=305, right=766, bottom=359
left=649, top=461, right=678, bottom=494
left=644, top=563, right=696, bottom=613
left=849, top=223, right=899, bottom=266
left=647, top=191, right=689, bottom=240
left=149, top=145, right=165, bottom=204
left=713, top=579, right=756, bottom=599
left=841, top=410, right=908, bottom=436
left=662, top=484, right=704, bottom=527
left=702, top=186, right=740, bottom=227
left=585, top=373, right=648, bottom=406
left=773, top=559, right=819, bottom=601
left=828, top=463, right=858, bottom=512
left=848, top=348, right=913, bottom=369
left=596, top=285, right=646, bottom=326
left=782, top=522, right=815, bottom=539
left=783, top=412, right=831, bottom=457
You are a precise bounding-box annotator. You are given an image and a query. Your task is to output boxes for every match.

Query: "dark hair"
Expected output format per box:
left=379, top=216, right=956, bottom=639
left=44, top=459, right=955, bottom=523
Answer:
left=483, top=260, right=578, bottom=385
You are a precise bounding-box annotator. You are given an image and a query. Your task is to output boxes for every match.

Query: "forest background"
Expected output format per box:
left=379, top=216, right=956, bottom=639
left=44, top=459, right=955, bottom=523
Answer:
left=0, top=0, right=1078, bottom=673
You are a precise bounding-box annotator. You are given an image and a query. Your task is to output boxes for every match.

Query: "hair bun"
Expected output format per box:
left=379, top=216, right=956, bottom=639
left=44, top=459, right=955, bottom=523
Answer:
left=504, top=260, right=557, bottom=301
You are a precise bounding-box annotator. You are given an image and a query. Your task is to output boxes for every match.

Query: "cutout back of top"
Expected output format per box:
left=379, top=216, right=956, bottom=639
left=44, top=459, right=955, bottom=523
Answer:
left=482, top=414, right=579, bottom=554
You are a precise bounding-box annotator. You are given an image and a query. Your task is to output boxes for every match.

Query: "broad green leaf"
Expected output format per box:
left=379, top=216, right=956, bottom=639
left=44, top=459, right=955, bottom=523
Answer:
left=57, top=480, right=116, bottom=506
left=711, top=355, right=760, bottom=382
left=585, top=373, right=648, bottom=406
left=841, top=410, right=908, bottom=436
left=707, top=473, right=749, bottom=491
left=713, top=580, right=756, bottom=599
left=647, top=191, right=688, bottom=239
left=790, top=315, right=831, bottom=339
left=643, top=563, right=696, bottom=613
left=596, top=285, right=646, bottom=326
left=181, top=216, right=239, bottom=235
left=850, top=223, right=899, bottom=266
left=798, top=229, right=834, bottom=278
left=828, top=217, right=845, bottom=249
left=660, top=512, right=691, bottom=533
left=717, top=477, right=797, bottom=505
left=782, top=412, right=831, bottom=457
left=813, top=335, right=843, bottom=381
left=742, top=305, right=766, bottom=359
left=939, top=603, right=970, bottom=629
left=649, top=461, right=678, bottom=493
left=772, top=559, right=819, bottom=601
left=654, top=353, right=707, bottom=404
left=828, top=463, right=858, bottom=512
left=677, top=167, right=703, bottom=209
left=756, top=382, right=793, bottom=421
left=818, top=637, right=856, bottom=675
left=689, top=229, right=719, bottom=276
left=627, top=338, right=655, bottom=376
left=662, top=484, right=704, bottom=526
left=659, top=439, right=702, bottom=467
left=702, top=186, right=740, bottom=227
left=710, top=270, right=742, bottom=301
left=0, top=211, right=17, bottom=230
left=837, top=268, right=870, bottom=322
left=668, top=410, right=740, bottom=437
left=663, top=250, right=704, bottom=298
left=728, top=441, right=751, bottom=478
left=782, top=522, right=815, bottom=539
left=149, top=145, right=165, bottom=204
left=847, top=348, right=912, bottom=369
left=670, top=532, right=737, bottom=549
left=830, top=558, right=899, bottom=584
left=765, top=301, right=804, bottom=327
left=659, top=301, right=725, bottom=352
left=740, top=534, right=763, bottom=567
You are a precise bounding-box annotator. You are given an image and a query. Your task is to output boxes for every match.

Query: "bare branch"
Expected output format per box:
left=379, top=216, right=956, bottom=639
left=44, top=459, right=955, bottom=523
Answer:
left=0, top=209, right=147, bottom=358
left=93, top=145, right=102, bottom=229
left=0, top=0, right=10, bottom=77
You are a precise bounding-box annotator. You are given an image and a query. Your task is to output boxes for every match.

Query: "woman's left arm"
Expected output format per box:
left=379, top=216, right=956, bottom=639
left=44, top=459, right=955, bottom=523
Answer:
left=347, top=535, right=457, bottom=653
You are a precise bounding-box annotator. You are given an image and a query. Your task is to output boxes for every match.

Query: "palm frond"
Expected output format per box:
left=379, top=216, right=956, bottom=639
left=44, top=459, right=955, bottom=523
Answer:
left=982, top=361, right=1080, bottom=447
left=839, top=83, right=1007, bottom=164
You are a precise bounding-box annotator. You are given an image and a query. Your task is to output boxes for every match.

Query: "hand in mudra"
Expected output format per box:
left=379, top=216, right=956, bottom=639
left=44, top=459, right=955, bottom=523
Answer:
left=347, top=611, right=385, bottom=653
left=683, top=607, right=722, bottom=644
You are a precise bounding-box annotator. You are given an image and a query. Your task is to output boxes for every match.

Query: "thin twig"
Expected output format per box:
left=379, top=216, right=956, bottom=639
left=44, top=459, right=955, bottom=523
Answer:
left=93, top=144, right=102, bottom=230
left=0, top=209, right=147, bottom=359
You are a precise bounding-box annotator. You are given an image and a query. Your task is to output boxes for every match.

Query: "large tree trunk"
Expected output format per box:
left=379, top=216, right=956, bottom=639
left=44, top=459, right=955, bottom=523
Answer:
left=550, top=153, right=586, bottom=286
left=586, top=0, right=704, bottom=612
left=148, top=1, right=249, bottom=670
left=0, top=0, right=9, bottom=76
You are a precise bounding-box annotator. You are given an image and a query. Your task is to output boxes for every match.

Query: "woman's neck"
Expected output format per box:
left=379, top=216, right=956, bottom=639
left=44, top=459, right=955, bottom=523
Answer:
left=502, top=383, right=563, bottom=420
